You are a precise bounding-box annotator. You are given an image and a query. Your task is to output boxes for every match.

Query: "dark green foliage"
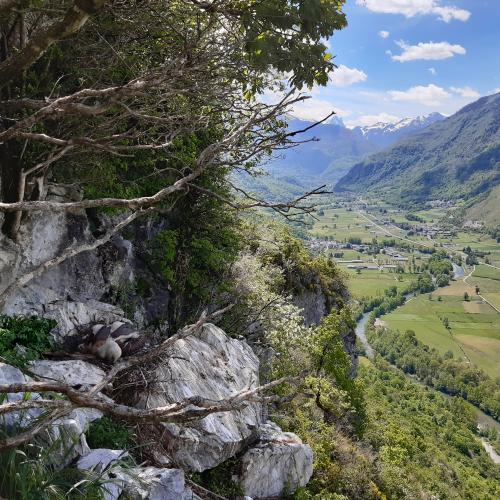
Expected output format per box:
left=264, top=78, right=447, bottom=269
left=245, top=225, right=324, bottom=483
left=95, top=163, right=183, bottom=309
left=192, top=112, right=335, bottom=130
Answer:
left=149, top=169, right=242, bottom=326
left=0, top=315, right=56, bottom=368
left=426, top=250, right=453, bottom=277
left=243, top=0, right=347, bottom=89
left=361, top=362, right=500, bottom=499
left=367, top=327, right=500, bottom=419
left=86, top=417, right=134, bottom=450
left=190, top=458, right=243, bottom=498
left=405, top=213, right=424, bottom=222
left=310, top=309, right=366, bottom=435
left=263, top=226, right=348, bottom=303
left=0, top=441, right=105, bottom=499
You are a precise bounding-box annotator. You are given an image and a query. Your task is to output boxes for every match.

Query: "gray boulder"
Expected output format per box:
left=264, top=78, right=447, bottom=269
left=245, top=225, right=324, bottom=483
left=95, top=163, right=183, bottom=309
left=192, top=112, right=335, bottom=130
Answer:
left=45, top=407, right=102, bottom=468
left=29, top=359, right=106, bottom=387
left=0, top=362, right=101, bottom=467
left=117, top=467, right=187, bottom=500
left=78, top=456, right=192, bottom=500
left=135, top=323, right=263, bottom=472
left=77, top=448, right=128, bottom=471
left=238, top=421, right=313, bottom=499
left=77, top=449, right=129, bottom=500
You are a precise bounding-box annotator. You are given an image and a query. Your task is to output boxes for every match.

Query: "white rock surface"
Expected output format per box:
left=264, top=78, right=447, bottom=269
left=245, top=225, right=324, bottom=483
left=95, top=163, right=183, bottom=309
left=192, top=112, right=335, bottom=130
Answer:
left=77, top=448, right=128, bottom=471
left=0, top=362, right=41, bottom=428
left=45, top=407, right=102, bottom=468
left=238, top=421, right=313, bottom=499
left=117, top=467, right=187, bottom=500
left=135, top=323, right=263, bottom=472
left=29, top=359, right=106, bottom=387
left=0, top=362, right=101, bottom=467
left=77, top=449, right=129, bottom=500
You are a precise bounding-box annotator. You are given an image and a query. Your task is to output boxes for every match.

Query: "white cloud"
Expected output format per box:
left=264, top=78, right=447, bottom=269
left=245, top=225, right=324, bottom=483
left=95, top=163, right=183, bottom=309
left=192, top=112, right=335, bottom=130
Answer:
left=356, top=0, right=471, bottom=23
left=450, top=86, right=480, bottom=98
left=349, top=113, right=401, bottom=127
left=389, top=84, right=451, bottom=106
left=432, top=6, right=471, bottom=22
left=428, top=67, right=437, bottom=75
left=291, top=98, right=351, bottom=122
left=392, top=40, right=466, bottom=62
left=331, top=65, right=367, bottom=87
left=378, top=30, right=390, bottom=39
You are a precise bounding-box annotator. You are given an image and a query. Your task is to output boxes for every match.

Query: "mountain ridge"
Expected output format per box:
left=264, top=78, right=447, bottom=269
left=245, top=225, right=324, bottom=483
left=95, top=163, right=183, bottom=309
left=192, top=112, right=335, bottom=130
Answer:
left=335, top=92, right=500, bottom=206
left=238, top=111, right=446, bottom=198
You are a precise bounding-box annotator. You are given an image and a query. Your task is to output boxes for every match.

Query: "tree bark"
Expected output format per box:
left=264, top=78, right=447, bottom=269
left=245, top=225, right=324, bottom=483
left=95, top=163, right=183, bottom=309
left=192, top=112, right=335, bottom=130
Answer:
left=0, top=141, right=22, bottom=241
left=0, top=1, right=106, bottom=90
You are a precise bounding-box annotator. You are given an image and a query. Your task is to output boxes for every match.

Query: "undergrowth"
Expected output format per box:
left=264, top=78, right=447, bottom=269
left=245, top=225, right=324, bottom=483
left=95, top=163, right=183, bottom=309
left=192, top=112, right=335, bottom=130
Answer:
left=0, top=315, right=56, bottom=368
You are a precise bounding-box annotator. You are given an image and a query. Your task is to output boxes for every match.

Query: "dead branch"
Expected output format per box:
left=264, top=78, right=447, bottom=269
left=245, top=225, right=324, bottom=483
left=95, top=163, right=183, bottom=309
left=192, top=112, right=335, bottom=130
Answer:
left=0, top=94, right=303, bottom=214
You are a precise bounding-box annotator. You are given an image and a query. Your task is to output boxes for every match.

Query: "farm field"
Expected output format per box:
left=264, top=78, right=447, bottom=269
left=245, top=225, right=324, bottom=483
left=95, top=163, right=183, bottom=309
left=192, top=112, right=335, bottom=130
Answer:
left=466, top=265, right=500, bottom=311
left=311, top=208, right=380, bottom=243
left=383, top=287, right=500, bottom=377
left=345, top=269, right=418, bottom=300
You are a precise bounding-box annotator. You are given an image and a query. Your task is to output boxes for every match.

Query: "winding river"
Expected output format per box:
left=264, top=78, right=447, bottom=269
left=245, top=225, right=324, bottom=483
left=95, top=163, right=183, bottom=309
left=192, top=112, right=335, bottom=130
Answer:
left=452, top=263, right=465, bottom=279
left=355, top=312, right=374, bottom=359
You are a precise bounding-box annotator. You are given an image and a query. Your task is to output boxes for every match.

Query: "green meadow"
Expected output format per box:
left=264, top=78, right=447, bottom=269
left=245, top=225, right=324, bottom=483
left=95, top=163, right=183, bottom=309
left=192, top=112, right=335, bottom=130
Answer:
left=345, top=269, right=418, bottom=300
left=384, top=291, right=500, bottom=377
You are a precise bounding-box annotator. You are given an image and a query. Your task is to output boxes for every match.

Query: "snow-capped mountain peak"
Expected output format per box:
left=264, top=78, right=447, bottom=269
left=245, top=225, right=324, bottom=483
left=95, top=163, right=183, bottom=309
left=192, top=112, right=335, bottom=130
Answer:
left=352, top=112, right=445, bottom=148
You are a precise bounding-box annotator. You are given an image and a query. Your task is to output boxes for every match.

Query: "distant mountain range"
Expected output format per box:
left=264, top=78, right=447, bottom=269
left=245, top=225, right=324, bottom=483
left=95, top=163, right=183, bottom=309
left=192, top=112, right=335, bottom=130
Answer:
left=237, top=111, right=445, bottom=199
left=352, top=113, right=445, bottom=149
left=335, top=93, right=500, bottom=208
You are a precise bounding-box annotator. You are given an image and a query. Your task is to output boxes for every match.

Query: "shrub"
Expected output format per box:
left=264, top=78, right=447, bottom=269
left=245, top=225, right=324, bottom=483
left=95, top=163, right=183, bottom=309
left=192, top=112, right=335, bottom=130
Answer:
left=86, top=417, right=134, bottom=450
left=0, top=315, right=56, bottom=368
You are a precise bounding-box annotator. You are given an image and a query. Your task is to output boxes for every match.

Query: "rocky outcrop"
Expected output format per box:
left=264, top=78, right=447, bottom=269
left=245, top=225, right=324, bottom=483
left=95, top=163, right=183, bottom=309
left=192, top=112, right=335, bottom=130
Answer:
left=45, top=407, right=102, bottom=467
left=293, top=289, right=357, bottom=375
left=238, top=421, right=313, bottom=499
left=0, top=184, right=172, bottom=339
left=77, top=450, right=199, bottom=500
left=29, top=359, right=106, bottom=387
left=134, top=323, right=263, bottom=472
left=0, top=361, right=102, bottom=467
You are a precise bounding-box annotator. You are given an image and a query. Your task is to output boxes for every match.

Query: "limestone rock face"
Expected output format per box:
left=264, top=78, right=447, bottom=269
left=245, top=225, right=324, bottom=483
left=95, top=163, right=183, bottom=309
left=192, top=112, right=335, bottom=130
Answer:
left=29, top=359, right=106, bottom=387
left=77, top=449, right=128, bottom=500
left=293, top=288, right=358, bottom=376
left=238, top=421, right=313, bottom=499
left=117, top=467, right=187, bottom=500
left=46, top=408, right=102, bottom=467
left=135, top=323, right=263, bottom=472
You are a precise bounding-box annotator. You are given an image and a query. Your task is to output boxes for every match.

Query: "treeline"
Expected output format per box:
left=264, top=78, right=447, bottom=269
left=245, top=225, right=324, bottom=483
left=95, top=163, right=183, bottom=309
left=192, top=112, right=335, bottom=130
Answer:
left=367, top=327, right=500, bottom=420
left=361, top=274, right=434, bottom=317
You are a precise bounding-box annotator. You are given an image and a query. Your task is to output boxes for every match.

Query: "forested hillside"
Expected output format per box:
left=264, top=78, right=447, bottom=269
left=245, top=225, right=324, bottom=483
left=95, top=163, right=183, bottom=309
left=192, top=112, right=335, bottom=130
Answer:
left=336, top=92, right=500, bottom=204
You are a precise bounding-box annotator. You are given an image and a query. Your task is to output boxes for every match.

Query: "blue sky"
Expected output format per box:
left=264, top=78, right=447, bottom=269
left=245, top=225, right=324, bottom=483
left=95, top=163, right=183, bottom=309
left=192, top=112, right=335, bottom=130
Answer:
left=292, top=0, right=500, bottom=127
